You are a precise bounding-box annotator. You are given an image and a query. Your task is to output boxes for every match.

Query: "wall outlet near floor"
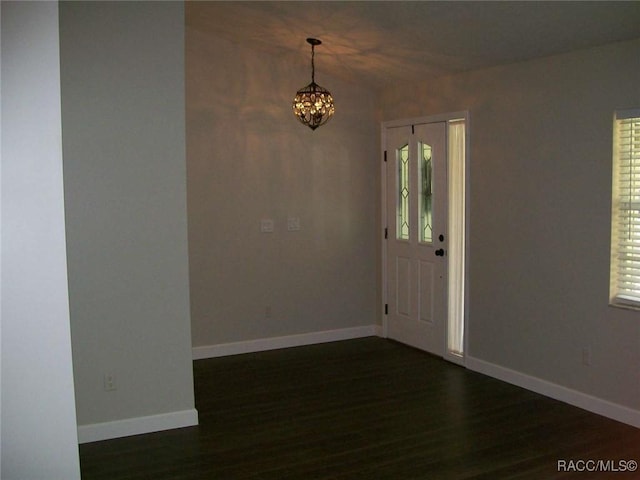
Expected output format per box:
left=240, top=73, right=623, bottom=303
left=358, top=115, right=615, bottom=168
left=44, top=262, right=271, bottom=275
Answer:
left=265, top=305, right=272, bottom=319
left=104, top=373, right=117, bottom=391
left=581, top=347, right=592, bottom=366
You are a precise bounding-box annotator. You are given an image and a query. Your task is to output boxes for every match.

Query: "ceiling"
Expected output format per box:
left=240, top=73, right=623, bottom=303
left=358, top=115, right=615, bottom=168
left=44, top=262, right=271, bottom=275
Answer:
left=186, top=1, right=640, bottom=90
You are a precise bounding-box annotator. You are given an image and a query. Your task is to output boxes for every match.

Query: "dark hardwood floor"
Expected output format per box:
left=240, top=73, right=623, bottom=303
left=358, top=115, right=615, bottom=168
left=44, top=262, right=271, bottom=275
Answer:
left=79, top=338, right=640, bottom=479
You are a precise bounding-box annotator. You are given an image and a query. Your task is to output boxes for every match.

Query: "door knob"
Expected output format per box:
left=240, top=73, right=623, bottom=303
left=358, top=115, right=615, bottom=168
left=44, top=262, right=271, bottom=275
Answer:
left=435, top=249, right=445, bottom=257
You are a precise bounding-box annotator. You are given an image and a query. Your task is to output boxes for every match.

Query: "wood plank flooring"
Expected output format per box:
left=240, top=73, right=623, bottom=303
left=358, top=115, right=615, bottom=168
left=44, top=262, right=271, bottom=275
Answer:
left=79, top=338, right=640, bottom=479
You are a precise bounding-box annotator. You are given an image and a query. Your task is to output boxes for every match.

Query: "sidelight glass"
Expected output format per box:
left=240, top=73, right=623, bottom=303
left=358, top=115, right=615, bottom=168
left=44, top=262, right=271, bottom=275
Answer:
left=448, top=120, right=466, bottom=356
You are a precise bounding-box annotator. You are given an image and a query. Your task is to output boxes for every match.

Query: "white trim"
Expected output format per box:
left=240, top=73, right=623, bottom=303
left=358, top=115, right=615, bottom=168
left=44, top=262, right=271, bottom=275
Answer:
left=381, top=124, right=389, bottom=337
left=467, top=356, right=640, bottom=429
left=383, top=111, right=468, bottom=130
left=77, top=408, right=199, bottom=444
left=192, top=325, right=383, bottom=360
left=462, top=112, right=471, bottom=364
left=615, top=107, right=640, bottom=120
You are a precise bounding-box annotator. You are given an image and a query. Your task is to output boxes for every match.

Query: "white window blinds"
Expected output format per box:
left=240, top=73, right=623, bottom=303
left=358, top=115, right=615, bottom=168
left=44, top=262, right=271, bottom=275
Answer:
left=610, top=109, right=640, bottom=307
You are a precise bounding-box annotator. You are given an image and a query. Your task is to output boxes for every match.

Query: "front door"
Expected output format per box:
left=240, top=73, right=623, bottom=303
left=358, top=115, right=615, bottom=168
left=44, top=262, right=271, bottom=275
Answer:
left=385, top=122, right=447, bottom=356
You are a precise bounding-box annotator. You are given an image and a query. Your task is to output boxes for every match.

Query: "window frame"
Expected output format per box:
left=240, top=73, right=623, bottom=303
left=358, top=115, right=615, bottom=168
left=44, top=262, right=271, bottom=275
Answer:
left=609, top=108, right=640, bottom=309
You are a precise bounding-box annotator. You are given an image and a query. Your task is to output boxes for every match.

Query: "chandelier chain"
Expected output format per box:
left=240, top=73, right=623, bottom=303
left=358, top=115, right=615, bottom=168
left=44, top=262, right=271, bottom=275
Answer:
left=311, top=43, right=315, bottom=83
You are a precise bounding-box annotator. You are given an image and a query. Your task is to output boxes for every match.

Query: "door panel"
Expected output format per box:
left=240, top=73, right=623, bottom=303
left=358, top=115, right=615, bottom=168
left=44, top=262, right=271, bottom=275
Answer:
left=396, top=256, right=411, bottom=316
left=386, top=122, right=446, bottom=355
left=419, top=260, right=434, bottom=324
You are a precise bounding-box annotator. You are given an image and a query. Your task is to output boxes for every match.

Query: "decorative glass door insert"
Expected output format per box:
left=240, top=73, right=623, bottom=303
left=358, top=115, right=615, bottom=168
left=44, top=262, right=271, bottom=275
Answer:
left=397, top=144, right=410, bottom=240
left=419, top=143, right=433, bottom=244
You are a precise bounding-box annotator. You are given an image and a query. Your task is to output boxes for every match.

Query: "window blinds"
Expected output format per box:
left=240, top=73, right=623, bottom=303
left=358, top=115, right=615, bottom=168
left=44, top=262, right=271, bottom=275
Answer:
left=611, top=110, right=640, bottom=306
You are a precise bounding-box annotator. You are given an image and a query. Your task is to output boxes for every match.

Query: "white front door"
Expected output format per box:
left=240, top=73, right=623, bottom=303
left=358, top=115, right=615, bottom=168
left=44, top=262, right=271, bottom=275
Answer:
left=385, top=122, right=447, bottom=356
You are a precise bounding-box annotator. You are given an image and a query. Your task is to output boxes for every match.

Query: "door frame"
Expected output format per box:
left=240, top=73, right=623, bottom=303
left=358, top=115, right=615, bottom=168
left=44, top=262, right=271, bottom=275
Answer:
left=381, top=111, right=470, bottom=365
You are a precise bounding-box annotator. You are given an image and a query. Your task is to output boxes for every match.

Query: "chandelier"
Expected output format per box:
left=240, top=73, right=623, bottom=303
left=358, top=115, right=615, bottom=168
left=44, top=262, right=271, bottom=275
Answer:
left=292, top=38, right=335, bottom=130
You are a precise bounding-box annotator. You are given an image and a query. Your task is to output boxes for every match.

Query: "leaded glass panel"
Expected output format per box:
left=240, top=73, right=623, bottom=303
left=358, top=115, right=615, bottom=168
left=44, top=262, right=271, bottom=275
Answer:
left=397, top=144, right=410, bottom=240
left=419, top=142, right=433, bottom=243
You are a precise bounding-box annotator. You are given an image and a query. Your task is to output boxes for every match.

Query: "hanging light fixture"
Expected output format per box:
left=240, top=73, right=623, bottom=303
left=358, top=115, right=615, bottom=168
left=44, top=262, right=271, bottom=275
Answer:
left=292, top=38, right=335, bottom=130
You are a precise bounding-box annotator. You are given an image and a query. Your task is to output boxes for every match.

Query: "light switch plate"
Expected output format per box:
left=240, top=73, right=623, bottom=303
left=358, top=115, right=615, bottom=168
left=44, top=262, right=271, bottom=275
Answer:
left=287, top=217, right=300, bottom=231
left=260, top=219, right=274, bottom=233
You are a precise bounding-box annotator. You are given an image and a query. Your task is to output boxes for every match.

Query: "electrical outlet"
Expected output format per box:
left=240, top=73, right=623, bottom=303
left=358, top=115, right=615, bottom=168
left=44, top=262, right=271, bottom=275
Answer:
left=104, top=373, right=117, bottom=391
left=265, top=305, right=272, bottom=319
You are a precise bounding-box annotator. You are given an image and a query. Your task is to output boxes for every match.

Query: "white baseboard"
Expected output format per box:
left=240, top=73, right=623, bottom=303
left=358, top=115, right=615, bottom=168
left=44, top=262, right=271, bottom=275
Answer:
left=466, top=355, right=640, bottom=429
left=78, top=408, right=199, bottom=444
left=192, top=325, right=383, bottom=360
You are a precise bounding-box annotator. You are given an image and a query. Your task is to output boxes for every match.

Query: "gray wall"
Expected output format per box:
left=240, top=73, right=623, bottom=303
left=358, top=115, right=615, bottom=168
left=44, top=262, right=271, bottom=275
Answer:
left=60, top=2, right=196, bottom=427
left=1, top=2, right=80, bottom=478
left=186, top=28, right=380, bottom=347
left=381, top=39, right=640, bottom=409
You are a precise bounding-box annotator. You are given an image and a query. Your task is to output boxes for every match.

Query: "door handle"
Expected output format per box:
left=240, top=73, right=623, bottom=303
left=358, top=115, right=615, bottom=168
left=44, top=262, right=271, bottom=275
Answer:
left=435, top=249, right=445, bottom=257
